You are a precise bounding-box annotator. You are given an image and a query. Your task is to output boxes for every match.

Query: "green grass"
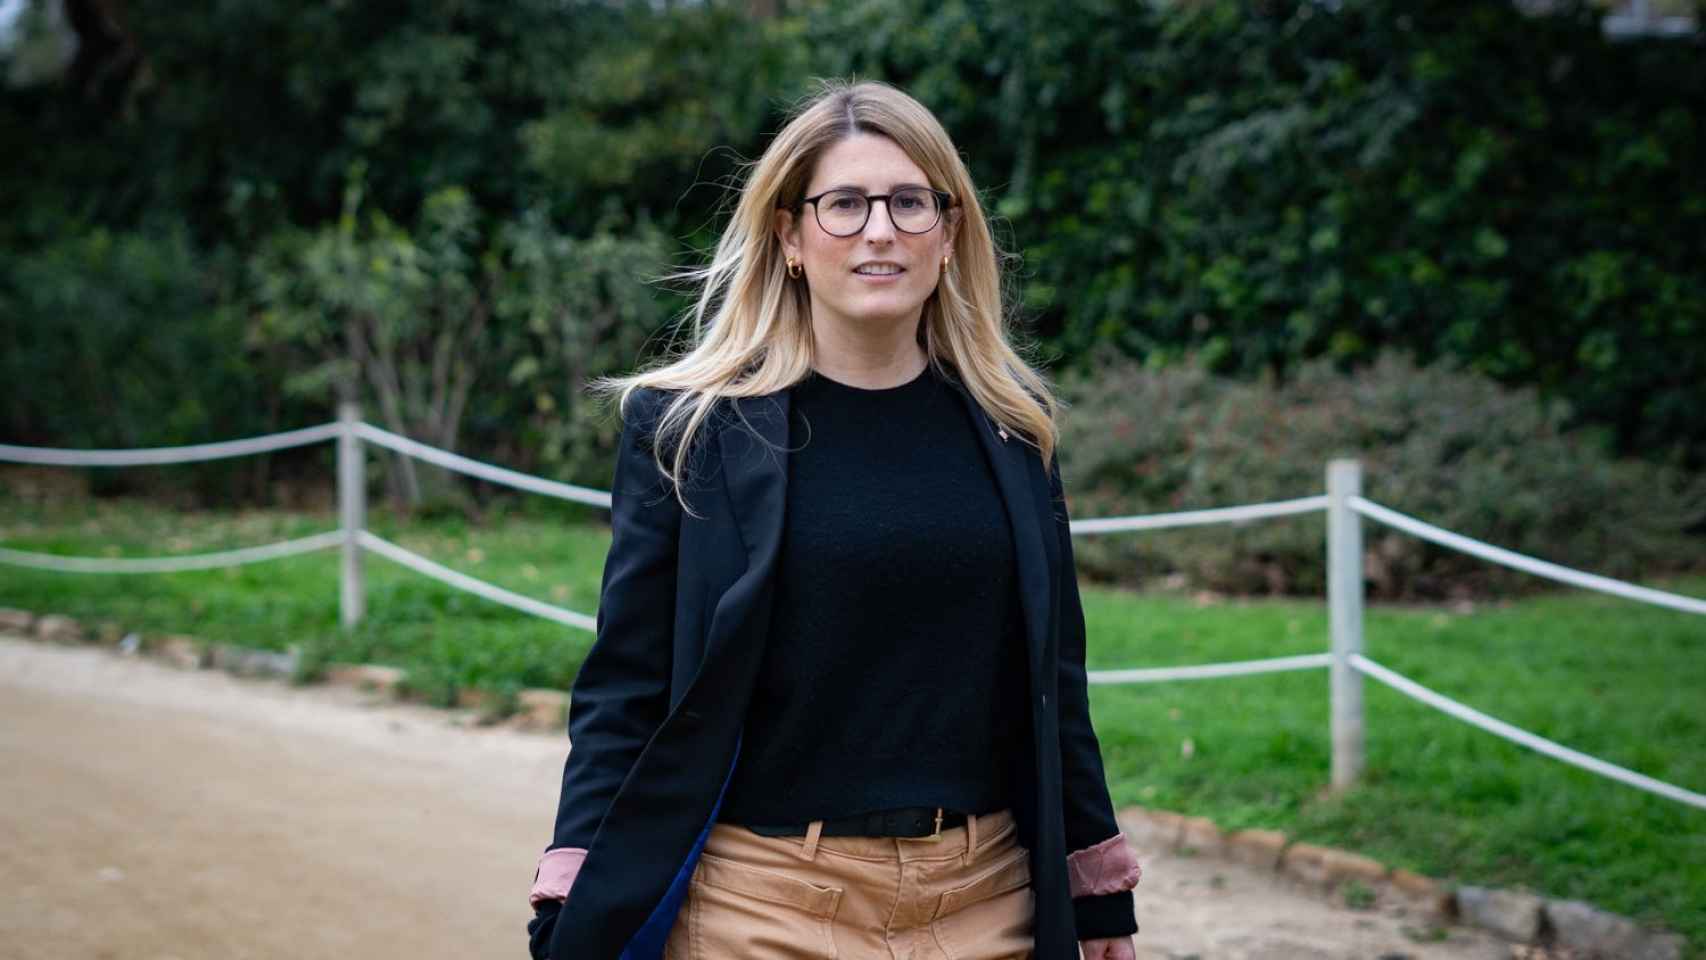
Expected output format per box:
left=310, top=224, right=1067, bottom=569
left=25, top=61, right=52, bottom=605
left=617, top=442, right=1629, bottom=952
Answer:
left=0, top=495, right=608, bottom=701
left=1080, top=575, right=1706, bottom=954
left=3, top=494, right=1703, bottom=951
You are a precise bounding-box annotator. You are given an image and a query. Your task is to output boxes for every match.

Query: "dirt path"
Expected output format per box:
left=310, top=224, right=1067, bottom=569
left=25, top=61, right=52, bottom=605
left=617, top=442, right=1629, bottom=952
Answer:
left=0, top=636, right=1510, bottom=960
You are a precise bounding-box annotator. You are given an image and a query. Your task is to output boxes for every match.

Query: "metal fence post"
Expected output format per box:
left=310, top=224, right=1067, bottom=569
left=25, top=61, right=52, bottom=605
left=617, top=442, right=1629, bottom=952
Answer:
left=338, top=402, right=366, bottom=630
left=1327, top=458, right=1365, bottom=790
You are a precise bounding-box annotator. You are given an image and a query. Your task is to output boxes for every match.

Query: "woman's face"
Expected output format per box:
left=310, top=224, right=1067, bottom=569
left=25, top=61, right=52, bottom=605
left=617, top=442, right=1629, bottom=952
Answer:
left=775, top=133, right=958, bottom=336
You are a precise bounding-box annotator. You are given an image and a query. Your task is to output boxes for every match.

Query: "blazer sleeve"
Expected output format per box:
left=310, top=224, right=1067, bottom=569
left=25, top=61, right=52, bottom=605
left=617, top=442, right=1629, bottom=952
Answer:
left=1048, top=452, right=1143, bottom=941
left=530, top=387, right=682, bottom=911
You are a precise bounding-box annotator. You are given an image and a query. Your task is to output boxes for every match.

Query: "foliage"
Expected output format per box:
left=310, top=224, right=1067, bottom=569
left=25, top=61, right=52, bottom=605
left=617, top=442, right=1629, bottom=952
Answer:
left=0, top=221, right=305, bottom=503
left=251, top=172, right=491, bottom=508
left=516, top=2, right=811, bottom=241
left=801, top=0, right=1706, bottom=469
left=2, top=0, right=1703, bottom=493
left=1057, top=348, right=1706, bottom=598
left=492, top=215, right=677, bottom=487
left=0, top=0, right=595, bottom=245
left=247, top=173, right=679, bottom=505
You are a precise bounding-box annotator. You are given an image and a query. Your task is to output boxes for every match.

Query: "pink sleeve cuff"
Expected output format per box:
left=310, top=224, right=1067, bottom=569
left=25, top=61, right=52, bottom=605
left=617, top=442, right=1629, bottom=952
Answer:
left=529, top=846, right=588, bottom=909
left=1066, top=833, right=1142, bottom=898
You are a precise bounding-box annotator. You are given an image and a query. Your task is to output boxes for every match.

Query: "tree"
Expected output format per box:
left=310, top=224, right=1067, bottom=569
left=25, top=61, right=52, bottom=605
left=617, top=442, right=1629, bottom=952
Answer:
left=253, top=171, right=489, bottom=508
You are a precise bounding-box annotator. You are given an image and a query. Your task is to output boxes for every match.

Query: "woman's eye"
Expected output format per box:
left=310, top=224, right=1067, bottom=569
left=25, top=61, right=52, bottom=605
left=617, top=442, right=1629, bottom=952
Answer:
left=829, top=196, right=863, bottom=211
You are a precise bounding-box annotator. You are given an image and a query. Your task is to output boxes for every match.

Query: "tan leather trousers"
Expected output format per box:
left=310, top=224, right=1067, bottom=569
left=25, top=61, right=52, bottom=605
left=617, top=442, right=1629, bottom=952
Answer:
left=663, top=807, right=1034, bottom=960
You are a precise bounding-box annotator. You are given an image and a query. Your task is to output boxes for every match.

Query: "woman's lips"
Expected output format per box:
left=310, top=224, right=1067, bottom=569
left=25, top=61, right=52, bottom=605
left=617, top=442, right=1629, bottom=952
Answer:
left=852, top=264, right=907, bottom=283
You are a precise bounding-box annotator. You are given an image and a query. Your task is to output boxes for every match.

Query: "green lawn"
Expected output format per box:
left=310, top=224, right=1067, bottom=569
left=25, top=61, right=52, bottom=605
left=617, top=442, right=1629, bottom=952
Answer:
left=1080, top=581, right=1705, bottom=954
left=3, top=494, right=1703, bottom=952
left=0, top=495, right=609, bottom=701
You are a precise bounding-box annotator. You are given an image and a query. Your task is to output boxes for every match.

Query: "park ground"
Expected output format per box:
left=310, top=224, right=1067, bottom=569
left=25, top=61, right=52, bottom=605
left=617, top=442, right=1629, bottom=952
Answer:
left=0, top=635, right=1519, bottom=960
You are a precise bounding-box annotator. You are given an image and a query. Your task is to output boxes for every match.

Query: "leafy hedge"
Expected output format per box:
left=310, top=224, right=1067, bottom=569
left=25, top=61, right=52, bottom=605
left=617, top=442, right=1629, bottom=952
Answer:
left=1057, top=349, right=1706, bottom=599
left=3, top=0, right=1703, bottom=500
left=0, top=221, right=313, bottom=502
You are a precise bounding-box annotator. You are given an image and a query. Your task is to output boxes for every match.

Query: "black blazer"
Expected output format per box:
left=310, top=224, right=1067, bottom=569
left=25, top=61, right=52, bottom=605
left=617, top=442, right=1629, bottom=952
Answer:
left=535, top=371, right=1137, bottom=959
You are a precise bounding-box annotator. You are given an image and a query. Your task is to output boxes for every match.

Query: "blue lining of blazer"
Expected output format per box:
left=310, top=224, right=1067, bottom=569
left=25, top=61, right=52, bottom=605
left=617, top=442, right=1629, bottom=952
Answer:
left=619, top=733, right=742, bottom=960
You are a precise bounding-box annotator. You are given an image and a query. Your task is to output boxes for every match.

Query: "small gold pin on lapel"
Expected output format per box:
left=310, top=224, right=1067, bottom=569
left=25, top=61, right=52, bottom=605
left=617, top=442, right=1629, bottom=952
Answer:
left=997, top=426, right=1009, bottom=441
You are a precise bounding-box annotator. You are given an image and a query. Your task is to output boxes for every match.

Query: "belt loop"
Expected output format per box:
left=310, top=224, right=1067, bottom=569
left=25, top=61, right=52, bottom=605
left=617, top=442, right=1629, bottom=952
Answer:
left=963, top=811, right=978, bottom=865
left=799, top=819, right=823, bottom=861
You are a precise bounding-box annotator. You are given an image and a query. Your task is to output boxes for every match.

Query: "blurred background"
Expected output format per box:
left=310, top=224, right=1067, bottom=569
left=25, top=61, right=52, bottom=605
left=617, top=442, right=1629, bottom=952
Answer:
left=1, top=0, right=1702, bottom=957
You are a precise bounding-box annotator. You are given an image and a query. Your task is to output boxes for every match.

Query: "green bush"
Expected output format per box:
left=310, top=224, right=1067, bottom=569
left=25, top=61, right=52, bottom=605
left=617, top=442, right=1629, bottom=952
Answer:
left=0, top=221, right=319, bottom=504
left=1057, top=349, right=1706, bottom=600
left=6, top=0, right=1704, bottom=488
left=811, top=0, right=1706, bottom=470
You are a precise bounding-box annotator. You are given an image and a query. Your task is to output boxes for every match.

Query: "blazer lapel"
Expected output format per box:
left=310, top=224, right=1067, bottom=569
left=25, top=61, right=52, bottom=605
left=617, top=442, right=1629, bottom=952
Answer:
left=951, top=380, right=1056, bottom=684
left=718, top=391, right=791, bottom=572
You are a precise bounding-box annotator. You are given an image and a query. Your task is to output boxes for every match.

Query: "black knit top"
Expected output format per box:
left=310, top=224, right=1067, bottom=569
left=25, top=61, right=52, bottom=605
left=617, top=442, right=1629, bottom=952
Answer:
left=716, top=360, right=1030, bottom=826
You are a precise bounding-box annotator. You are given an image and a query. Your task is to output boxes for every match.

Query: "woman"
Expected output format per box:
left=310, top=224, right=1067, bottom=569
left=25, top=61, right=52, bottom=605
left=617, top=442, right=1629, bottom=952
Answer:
left=527, top=79, right=1141, bottom=960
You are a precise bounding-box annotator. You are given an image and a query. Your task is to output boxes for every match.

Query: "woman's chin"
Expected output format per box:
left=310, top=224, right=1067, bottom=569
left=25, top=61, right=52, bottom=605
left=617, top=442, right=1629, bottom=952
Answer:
left=826, top=291, right=931, bottom=326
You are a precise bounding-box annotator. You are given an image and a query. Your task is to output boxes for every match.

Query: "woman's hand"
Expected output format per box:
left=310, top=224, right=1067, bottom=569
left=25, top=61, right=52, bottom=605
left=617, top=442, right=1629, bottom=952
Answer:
left=1080, top=935, right=1136, bottom=960
left=527, top=899, right=562, bottom=959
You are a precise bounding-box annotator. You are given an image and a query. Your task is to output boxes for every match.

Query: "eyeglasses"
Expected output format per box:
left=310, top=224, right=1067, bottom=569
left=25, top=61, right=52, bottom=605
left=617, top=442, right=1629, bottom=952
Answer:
left=796, top=187, right=953, bottom=238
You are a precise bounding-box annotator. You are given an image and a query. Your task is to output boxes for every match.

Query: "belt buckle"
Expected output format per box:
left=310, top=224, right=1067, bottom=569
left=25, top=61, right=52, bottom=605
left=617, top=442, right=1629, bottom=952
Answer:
left=921, top=806, right=945, bottom=842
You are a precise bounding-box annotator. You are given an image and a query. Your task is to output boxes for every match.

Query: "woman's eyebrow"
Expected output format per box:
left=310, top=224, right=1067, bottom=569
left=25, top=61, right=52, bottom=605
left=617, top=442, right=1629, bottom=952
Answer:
left=820, top=181, right=932, bottom=193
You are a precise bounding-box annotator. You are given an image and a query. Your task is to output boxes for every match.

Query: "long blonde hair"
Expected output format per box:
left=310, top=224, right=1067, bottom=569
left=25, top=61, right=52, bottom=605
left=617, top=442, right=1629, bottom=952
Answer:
left=589, top=78, right=1061, bottom=515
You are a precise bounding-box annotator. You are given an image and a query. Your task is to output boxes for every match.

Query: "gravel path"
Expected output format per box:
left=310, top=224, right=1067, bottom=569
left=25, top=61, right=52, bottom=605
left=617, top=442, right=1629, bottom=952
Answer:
left=0, top=636, right=1510, bottom=959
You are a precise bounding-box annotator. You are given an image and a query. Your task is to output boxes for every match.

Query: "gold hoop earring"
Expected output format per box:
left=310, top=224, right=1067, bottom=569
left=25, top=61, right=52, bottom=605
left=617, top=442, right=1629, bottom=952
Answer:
left=786, top=256, right=803, bottom=280
left=941, top=255, right=951, bottom=273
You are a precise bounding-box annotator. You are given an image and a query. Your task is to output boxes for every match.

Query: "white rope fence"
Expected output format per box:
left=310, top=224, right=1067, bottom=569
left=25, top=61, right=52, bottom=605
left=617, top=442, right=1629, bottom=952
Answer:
left=0, top=531, right=343, bottom=574
left=355, top=423, right=610, bottom=509
left=1089, top=652, right=1331, bottom=684
left=1351, top=654, right=1706, bottom=811
left=1071, top=495, right=1328, bottom=534
left=1352, top=496, right=1706, bottom=616
left=3, top=426, right=1702, bottom=811
left=0, top=423, right=341, bottom=466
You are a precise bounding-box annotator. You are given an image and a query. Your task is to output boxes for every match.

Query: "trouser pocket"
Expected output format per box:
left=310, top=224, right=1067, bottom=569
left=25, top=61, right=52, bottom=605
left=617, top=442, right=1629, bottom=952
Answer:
left=673, top=852, right=844, bottom=960
left=929, top=845, right=1034, bottom=960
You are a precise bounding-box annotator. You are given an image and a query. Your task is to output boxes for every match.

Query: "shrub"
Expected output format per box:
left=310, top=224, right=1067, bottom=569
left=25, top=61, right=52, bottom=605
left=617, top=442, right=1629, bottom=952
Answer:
left=0, top=221, right=316, bottom=505
left=1056, top=349, right=1706, bottom=600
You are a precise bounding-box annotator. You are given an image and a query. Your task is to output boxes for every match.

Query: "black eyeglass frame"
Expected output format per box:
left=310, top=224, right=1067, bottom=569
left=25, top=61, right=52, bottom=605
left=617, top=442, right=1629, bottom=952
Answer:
left=793, top=187, right=955, bottom=238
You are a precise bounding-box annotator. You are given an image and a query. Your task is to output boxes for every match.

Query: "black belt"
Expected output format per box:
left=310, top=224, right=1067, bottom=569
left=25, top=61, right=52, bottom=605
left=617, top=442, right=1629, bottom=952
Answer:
left=745, top=806, right=969, bottom=840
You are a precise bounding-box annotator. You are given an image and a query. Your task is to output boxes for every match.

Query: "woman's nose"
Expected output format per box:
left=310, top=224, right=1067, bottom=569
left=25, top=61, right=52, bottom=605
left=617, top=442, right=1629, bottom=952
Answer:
left=862, top=199, right=897, bottom=242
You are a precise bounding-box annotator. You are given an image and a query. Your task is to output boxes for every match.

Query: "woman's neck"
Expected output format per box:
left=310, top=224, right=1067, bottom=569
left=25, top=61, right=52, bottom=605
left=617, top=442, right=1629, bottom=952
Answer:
left=809, top=320, right=928, bottom=391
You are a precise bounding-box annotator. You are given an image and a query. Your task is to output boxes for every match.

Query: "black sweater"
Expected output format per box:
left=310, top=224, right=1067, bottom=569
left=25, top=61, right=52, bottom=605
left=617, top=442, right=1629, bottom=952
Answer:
left=717, top=361, right=1030, bottom=826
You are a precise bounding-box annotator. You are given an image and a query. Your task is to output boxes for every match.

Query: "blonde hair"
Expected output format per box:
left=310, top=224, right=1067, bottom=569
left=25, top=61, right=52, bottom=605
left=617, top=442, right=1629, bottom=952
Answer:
left=589, top=78, right=1061, bottom=516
